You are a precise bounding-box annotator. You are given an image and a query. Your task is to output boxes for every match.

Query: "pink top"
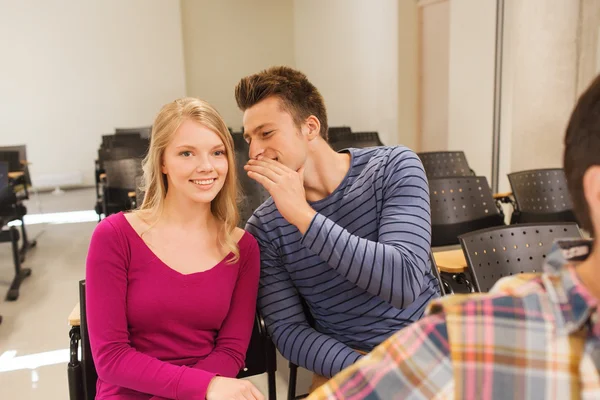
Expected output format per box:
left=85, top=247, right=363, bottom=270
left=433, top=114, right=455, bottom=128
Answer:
left=85, top=212, right=260, bottom=399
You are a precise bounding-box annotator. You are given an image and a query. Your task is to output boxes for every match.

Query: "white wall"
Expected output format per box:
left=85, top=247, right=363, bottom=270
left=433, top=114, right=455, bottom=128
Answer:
left=505, top=0, right=579, bottom=173
left=397, top=0, right=419, bottom=151
left=0, top=0, right=186, bottom=188
left=419, top=0, right=450, bottom=152
left=293, top=0, right=401, bottom=147
left=447, top=0, right=497, bottom=182
left=180, top=0, right=296, bottom=129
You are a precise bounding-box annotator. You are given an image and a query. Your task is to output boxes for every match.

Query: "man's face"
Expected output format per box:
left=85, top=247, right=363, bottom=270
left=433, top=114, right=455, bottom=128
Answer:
left=242, top=96, right=308, bottom=172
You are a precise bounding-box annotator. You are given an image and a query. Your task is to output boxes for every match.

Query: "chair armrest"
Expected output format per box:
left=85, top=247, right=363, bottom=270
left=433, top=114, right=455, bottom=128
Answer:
left=69, top=302, right=81, bottom=327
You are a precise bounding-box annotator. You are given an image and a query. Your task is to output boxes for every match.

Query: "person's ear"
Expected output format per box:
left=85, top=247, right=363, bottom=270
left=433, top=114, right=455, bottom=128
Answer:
left=583, top=165, right=600, bottom=233
left=161, top=156, right=167, bottom=175
left=304, top=116, right=321, bottom=141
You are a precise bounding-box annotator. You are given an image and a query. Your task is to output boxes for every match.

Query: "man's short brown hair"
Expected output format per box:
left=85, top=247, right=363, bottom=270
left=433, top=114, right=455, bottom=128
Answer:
left=564, top=74, right=600, bottom=236
left=235, top=66, right=329, bottom=140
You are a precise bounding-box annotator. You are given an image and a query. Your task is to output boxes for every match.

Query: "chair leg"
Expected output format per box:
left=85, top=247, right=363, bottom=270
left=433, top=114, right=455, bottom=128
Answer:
left=18, top=217, right=37, bottom=261
left=268, top=368, right=277, bottom=400
left=6, top=226, right=32, bottom=301
left=68, top=326, right=84, bottom=400
left=287, top=362, right=298, bottom=400
left=266, top=344, right=277, bottom=400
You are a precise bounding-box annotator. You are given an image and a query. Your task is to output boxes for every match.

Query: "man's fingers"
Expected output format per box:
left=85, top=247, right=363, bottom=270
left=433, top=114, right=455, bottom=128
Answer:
left=245, top=164, right=280, bottom=183
left=247, top=170, right=275, bottom=191
left=248, top=158, right=287, bottom=174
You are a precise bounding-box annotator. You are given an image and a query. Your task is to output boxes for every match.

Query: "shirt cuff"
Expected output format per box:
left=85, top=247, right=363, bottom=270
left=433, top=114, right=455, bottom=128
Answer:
left=176, top=367, right=217, bottom=400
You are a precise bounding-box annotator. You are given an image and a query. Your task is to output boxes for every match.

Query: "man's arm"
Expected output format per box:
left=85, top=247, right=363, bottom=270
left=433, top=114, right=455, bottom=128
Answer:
left=302, top=148, right=432, bottom=309
left=246, top=218, right=363, bottom=378
left=246, top=148, right=432, bottom=310
left=307, top=312, right=454, bottom=400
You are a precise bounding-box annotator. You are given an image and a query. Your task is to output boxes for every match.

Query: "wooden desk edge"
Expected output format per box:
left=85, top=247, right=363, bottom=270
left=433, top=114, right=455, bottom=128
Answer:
left=69, top=302, right=81, bottom=327
left=433, top=249, right=467, bottom=274
left=493, top=191, right=513, bottom=199
left=8, top=171, right=24, bottom=179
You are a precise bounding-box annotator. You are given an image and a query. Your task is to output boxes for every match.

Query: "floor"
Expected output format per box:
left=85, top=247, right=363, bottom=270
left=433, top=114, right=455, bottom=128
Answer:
left=0, top=188, right=312, bottom=399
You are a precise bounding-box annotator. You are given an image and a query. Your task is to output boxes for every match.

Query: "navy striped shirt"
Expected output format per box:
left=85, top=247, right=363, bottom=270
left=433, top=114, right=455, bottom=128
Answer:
left=245, top=146, right=439, bottom=378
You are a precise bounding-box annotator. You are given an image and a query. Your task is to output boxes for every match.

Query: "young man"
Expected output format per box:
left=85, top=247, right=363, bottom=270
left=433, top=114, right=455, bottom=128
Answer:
left=308, top=75, right=600, bottom=399
left=235, top=66, right=439, bottom=388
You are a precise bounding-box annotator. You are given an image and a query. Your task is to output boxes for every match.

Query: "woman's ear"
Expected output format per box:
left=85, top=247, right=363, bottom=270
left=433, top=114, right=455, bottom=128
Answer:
left=161, top=154, right=167, bottom=175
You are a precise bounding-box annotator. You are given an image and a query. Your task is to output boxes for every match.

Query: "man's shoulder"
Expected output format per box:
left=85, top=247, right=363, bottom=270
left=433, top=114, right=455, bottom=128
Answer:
left=245, top=197, right=289, bottom=239
left=353, top=145, right=420, bottom=166
left=351, top=145, right=425, bottom=182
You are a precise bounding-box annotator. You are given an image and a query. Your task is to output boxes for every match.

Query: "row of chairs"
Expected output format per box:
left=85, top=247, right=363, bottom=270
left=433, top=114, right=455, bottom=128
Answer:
left=419, top=150, right=578, bottom=296
left=327, top=126, right=384, bottom=151
left=94, top=128, right=149, bottom=219
left=428, top=170, right=575, bottom=248
left=0, top=146, right=37, bottom=306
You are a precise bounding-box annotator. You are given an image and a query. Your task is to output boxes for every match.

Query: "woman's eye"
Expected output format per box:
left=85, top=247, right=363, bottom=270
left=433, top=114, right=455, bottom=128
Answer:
left=180, top=151, right=192, bottom=157
left=214, top=150, right=226, bottom=156
left=262, top=130, right=274, bottom=138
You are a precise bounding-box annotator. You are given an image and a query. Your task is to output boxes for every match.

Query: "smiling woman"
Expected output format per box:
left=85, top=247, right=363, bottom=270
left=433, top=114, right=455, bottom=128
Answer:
left=84, top=97, right=264, bottom=400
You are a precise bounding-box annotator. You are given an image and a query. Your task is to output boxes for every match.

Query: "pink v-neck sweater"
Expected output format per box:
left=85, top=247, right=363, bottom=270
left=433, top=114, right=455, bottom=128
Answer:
left=85, top=212, right=260, bottom=399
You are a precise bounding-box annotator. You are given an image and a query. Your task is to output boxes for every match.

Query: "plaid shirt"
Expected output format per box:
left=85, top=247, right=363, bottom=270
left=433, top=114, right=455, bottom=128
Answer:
left=308, top=240, right=600, bottom=399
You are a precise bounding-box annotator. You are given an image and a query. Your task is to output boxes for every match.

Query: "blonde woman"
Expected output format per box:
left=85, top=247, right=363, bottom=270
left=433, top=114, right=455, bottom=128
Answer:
left=86, top=98, right=264, bottom=400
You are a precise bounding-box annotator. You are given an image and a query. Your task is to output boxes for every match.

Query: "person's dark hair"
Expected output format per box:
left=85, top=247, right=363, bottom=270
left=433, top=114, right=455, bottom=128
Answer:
left=235, top=66, right=329, bottom=140
left=564, top=74, right=600, bottom=235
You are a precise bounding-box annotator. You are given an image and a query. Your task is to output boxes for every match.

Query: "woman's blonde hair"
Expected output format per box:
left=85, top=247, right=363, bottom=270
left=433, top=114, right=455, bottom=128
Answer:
left=137, top=97, right=240, bottom=261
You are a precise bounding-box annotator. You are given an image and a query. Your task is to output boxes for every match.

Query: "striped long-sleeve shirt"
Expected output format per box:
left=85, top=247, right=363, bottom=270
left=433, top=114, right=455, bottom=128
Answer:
left=245, top=146, right=439, bottom=378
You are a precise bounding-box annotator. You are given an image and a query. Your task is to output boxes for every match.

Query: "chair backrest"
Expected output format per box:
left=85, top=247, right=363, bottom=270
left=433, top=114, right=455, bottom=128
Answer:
left=508, top=168, right=576, bottom=223
left=236, top=310, right=277, bottom=379
left=232, top=133, right=270, bottom=227
left=134, top=175, right=144, bottom=207
left=352, top=131, right=384, bottom=147
left=0, top=145, right=32, bottom=186
left=115, top=126, right=152, bottom=139
left=102, top=133, right=143, bottom=148
left=327, top=126, right=352, bottom=142
left=329, top=131, right=383, bottom=151
left=417, top=151, right=474, bottom=178
left=428, top=253, right=445, bottom=295
left=0, top=161, right=17, bottom=208
left=99, top=145, right=148, bottom=164
left=79, top=280, right=97, bottom=399
left=459, top=222, right=581, bottom=292
left=429, top=176, right=505, bottom=247
left=0, top=161, right=8, bottom=189
left=0, top=150, right=21, bottom=172
left=104, top=158, right=143, bottom=190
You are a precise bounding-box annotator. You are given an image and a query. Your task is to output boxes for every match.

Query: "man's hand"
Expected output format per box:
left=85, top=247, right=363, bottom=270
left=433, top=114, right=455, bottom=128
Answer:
left=244, top=158, right=316, bottom=233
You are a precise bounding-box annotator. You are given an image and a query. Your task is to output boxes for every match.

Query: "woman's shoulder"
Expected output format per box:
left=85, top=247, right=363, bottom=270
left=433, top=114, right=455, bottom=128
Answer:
left=234, top=228, right=258, bottom=252
left=93, top=212, right=126, bottom=236
left=91, top=212, right=141, bottom=247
